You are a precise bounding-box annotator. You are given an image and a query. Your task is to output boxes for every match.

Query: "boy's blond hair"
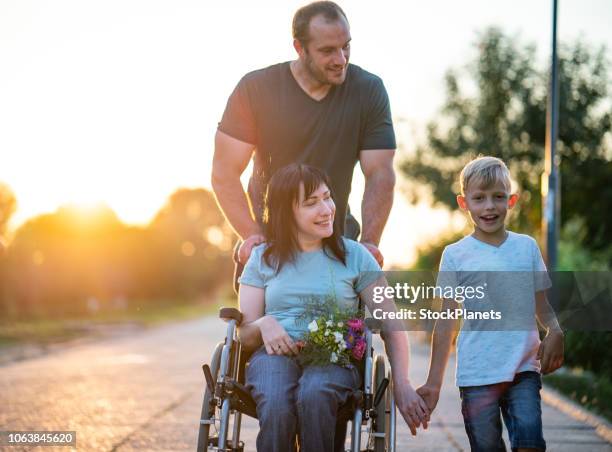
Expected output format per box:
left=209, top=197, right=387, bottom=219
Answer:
left=460, top=156, right=512, bottom=195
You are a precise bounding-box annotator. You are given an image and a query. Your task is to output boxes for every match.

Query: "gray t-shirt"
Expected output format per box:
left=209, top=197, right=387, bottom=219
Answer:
left=218, top=62, right=396, bottom=235
left=437, top=231, right=552, bottom=387
left=239, top=238, right=381, bottom=341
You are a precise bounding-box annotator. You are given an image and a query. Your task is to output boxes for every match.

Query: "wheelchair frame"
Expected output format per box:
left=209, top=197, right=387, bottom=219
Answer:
left=197, top=307, right=396, bottom=452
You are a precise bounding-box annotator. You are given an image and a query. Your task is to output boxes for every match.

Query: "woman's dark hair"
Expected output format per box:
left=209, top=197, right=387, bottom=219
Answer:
left=262, top=163, right=346, bottom=272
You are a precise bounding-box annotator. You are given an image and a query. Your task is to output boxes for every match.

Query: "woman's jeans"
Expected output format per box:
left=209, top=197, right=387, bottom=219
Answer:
left=246, top=346, right=360, bottom=452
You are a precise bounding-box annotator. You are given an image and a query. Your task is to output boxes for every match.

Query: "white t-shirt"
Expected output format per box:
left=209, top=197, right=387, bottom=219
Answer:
left=437, top=231, right=551, bottom=387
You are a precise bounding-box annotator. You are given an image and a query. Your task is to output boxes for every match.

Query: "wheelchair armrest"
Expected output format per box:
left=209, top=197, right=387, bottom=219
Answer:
left=219, top=307, right=243, bottom=325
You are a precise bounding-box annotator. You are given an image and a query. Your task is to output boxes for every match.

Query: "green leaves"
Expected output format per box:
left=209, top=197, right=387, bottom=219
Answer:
left=400, top=27, right=612, bottom=256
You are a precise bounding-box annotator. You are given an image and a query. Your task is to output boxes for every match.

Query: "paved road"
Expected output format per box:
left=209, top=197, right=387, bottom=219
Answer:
left=0, top=316, right=610, bottom=451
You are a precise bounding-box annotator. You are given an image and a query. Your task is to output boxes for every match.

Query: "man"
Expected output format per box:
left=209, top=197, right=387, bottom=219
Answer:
left=212, top=2, right=430, bottom=442
left=212, top=1, right=396, bottom=282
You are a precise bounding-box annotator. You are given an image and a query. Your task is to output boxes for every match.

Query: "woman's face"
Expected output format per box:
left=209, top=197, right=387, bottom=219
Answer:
left=293, top=182, right=335, bottom=243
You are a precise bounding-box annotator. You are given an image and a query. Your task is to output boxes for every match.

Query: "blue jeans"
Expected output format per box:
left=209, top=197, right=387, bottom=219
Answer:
left=460, top=371, right=546, bottom=451
left=246, top=346, right=360, bottom=452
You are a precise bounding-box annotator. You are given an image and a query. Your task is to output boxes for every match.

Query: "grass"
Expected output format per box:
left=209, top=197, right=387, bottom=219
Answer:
left=0, top=296, right=235, bottom=349
left=544, top=368, right=612, bottom=423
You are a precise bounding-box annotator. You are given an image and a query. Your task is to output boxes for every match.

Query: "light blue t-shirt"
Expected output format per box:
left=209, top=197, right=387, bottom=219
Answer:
left=239, top=238, right=381, bottom=341
left=437, top=231, right=552, bottom=387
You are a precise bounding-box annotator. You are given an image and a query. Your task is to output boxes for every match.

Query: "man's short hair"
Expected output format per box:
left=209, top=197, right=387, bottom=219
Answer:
left=460, top=156, right=512, bottom=195
left=292, top=1, right=348, bottom=46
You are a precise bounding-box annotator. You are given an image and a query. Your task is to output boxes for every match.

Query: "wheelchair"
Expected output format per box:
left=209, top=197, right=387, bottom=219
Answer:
left=197, top=307, right=397, bottom=452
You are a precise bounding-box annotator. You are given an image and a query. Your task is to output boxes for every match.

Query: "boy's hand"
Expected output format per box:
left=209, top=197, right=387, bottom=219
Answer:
left=537, top=329, right=564, bottom=374
left=416, top=383, right=441, bottom=413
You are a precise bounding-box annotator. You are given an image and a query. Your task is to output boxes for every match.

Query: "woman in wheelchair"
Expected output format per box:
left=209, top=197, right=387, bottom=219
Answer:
left=236, top=163, right=429, bottom=452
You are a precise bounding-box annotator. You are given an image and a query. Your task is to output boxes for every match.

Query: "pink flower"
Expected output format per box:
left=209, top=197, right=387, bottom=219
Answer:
left=347, top=318, right=364, bottom=332
left=352, top=339, right=366, bottom=360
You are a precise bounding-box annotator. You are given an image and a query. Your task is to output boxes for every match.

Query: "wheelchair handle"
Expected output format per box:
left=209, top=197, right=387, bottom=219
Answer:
left=219, top=307, right=243, bottom=325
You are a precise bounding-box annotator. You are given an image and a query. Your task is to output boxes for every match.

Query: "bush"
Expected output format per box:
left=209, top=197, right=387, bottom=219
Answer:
left=544, top=370, right=612, bottom=422
left=558, top=218, right=611, bottom=271
left=563, top=331, right=612, bottom=376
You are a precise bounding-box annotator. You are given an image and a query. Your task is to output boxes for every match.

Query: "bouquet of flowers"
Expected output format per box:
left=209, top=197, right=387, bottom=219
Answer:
left=297, top=304, right=367, bottom=368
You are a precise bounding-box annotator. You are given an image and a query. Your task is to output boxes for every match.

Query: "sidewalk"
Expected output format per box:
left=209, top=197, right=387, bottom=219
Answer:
left=1, top=316, right=609, bottom=451
left=390, top=333, right=612, bottom=451
left=227, top=332, right=611, bottom=451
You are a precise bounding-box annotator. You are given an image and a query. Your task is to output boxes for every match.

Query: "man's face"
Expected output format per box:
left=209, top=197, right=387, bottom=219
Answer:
left=299, top=15, right=351, bottom=85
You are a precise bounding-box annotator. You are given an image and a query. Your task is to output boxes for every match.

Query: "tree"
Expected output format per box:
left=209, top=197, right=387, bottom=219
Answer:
left=0, top=183, right=17, bottom=315
left=0, top=182, right=17, bottom=249
left=2, top=188, right=233, bottom=318
left=400, top=28, right=612, bottom=255
left=149, top=188, right=233, bottom=298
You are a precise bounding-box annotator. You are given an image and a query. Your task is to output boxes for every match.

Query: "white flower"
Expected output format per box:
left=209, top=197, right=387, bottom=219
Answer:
left=326, top=320, right=333, bottom=327
left=308, top=320, right=318, bottom=332
left=333, top=332, right=344, bottom=343
left=324, top=330, right=329, bottom=336
left=337, top=322, right=343, bottom=327
left=339, top=341, right=347, bottom=350
left=330, top=352, right=338, bottom=363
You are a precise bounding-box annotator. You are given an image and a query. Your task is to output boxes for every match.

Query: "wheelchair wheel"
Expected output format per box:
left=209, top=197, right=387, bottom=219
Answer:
left=372, top=354, right=387, bottom=452
left=197, top=342, right=223, bottom=452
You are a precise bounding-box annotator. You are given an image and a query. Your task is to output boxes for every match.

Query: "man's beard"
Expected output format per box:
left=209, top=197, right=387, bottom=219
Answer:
left=304, top=53, right=346, bottom=86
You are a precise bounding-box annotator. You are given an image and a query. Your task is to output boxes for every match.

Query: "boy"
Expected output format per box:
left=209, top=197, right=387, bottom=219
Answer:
left=417, top=156, right=564, bottom=451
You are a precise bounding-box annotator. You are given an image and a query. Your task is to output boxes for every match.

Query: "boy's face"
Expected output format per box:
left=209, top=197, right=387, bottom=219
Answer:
left=457, top=180, right=518, bottom=235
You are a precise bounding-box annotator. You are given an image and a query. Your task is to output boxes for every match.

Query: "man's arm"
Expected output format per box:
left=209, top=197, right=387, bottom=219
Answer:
left=359, top=149, right=395, bottom=265
left=212, top=131, right=264, bottom=260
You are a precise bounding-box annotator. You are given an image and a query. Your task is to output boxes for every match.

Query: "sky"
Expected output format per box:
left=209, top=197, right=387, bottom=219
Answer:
left=1, top=0, right=610, bottom=266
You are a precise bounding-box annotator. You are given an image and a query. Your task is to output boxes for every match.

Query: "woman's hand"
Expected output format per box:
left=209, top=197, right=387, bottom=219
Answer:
left=393, top=378, right=430, bottom=435
left=258, top=316, right=300, bottom=356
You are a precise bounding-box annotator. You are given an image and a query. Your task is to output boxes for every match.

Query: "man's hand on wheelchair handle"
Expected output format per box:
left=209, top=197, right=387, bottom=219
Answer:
left=360, top=241, right=384, bottom=267
left=238, top=234, right=265, bottom=264
left=257, top=316, right=300, bottom=356
left=393, top=378, right=431, bottom=435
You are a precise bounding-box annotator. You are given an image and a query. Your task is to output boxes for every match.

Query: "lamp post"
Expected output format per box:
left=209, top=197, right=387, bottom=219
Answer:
left=542, top=0, right=560, bottom=270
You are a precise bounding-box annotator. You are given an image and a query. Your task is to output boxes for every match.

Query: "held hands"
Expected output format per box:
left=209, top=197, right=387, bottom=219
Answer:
left=258, top=316, right=300, bottom=356
left=360, top=241, right=384, bottom=267
left=393, top=378, right=431, bottom=435
left=238, top=234, right=265, bottom=264
left=416, top=383, right=441, bottom=414
left=537, top=329, right=564, bottom=374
